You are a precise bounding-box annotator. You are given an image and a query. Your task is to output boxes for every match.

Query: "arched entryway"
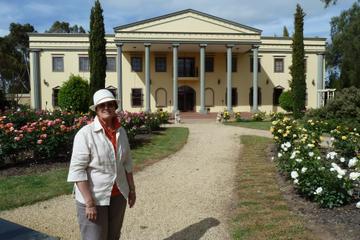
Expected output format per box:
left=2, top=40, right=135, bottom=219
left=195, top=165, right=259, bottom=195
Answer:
left=178, top=86, right=196, bottom=112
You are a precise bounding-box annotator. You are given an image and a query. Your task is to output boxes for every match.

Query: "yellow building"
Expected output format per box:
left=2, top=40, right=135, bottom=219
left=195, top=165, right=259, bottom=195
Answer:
left=29, top=9, right=326, bottom=113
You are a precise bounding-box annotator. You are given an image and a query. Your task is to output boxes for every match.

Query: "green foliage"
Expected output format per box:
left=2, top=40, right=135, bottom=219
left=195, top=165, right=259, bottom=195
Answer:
left=283, top=26, right=289, bottom=37
left=291, top=4, right=306, bottom=119
left=46, top=21, right=86, bottom=33
left=326, top=2, right=360, bottom=89
left=58, top=75, right=90, bottom=112
left=0, top=90, right=5, bottom=111
left=321, top=0, right=338, bottom=7
left=89, top=0, right=107, bottom=103
left=305, top=87, right=360, bottom=129
left=252, top=111, right=266, bottom=121
left=0, top=23, right=36, bottom=94
left=271, top=116, right=356, bottom=208
left=279, top=90, right=293, bottom=112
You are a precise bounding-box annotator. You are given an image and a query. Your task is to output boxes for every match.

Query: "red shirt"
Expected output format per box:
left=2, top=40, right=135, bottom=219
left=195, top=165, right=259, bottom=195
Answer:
left=99, top=117, right=121, bottom=197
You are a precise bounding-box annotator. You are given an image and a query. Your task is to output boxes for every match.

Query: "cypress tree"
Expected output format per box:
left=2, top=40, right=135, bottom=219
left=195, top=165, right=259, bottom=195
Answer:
left=290, top=4, right=306, bottom=119
left=283, top=26, right=289, bottom=37
left=89, top=0, right=107, bottom=103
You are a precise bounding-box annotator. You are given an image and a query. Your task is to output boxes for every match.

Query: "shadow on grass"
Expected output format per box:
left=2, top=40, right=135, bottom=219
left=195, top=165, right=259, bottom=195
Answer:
left=163, top=217, right=220, bottom=240
left=130, top=128, right=167, bottom=149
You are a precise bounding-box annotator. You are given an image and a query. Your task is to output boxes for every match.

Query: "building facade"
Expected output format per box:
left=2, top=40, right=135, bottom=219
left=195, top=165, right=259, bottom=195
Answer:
left=29, top=9, right=326, bottom=113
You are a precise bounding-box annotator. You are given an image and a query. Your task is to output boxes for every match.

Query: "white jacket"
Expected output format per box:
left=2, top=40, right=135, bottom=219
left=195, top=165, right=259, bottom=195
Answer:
left=67, top=116, right=133, bottom=206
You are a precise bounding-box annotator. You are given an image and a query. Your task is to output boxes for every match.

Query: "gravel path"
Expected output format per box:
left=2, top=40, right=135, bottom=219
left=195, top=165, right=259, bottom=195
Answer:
left=0, top=122, right=271, bottom=240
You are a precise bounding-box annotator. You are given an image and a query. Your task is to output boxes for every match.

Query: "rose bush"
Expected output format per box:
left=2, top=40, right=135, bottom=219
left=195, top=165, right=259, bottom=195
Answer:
left=272, top=116, right=360, bottom=208
left=0, top=109, right=171, bottom=167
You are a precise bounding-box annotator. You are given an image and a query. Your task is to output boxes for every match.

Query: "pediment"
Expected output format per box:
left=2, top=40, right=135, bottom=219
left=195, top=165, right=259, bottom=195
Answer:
left=114, top=9, right=261, bottom=35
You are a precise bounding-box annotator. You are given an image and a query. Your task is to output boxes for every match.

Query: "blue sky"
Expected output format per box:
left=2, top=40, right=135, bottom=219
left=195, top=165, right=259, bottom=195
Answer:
left=0, top=0, right=356, bottom=39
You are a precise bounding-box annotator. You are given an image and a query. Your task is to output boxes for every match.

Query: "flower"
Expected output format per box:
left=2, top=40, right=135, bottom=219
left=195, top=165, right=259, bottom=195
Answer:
left=278, top=153, right=282, bottom=158
left=314, top=187, right=323, bottom=195
left=294, top=179, right=299, bottom=184
left=348, top=157, right=358, bottom=168
left=37, top=139, right=43, bottom=144
left=295, top=158, right=302, bottom=163
left=349, top=172, right=360, bottom=181
left=291, top=171, right=299, bottom=179
left=308, top=152, right=314, bottom=157
left=341, top=136, right=347, bottom=140
left=340, top=157, right=346, bottom=163
left=326, top=152, right=337, bottom=160
left=301, top=167, right=307, bottom=173
left=356, top=202, right=360, bottom=209
left=331, top=163, right=346, bottom=177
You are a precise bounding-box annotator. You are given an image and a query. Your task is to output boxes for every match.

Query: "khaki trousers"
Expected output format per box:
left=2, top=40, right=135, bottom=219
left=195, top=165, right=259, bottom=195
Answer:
left=76, top=195, right=127, bottom=240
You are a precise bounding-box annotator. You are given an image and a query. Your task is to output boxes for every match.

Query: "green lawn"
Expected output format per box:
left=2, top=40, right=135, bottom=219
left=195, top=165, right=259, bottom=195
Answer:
left=231, top=136, right=317, bottom=240
left=0, top=127, right=189, bottom=211
left=225, top=121, right=272, bottom=131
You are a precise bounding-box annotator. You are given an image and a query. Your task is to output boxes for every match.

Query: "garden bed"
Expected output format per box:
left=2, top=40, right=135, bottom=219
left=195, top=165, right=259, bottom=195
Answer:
left=267, top=143, right=360, bottom=240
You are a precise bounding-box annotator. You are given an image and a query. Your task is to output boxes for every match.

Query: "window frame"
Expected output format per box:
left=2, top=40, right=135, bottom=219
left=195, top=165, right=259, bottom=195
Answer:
left=205, top=56, right=214, bottom=72
left=52, top=56, right=64, bottom=72
left=106, top=56, right=116, bottom=72
left=131, top=88, right=143, bottom=107
left=178, top=57, right=195, bottom=77
left=131, top=56, right=142, bottom=72
left=274, top=58, right=284, bottom=73
left=155, top=56, right=167, bottom=72
left=79, top=56, right=90, bottom=72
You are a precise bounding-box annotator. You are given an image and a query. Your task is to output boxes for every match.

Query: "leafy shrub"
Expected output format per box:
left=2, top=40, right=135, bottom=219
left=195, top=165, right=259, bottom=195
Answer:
left=279, top=91, right=293, bottom=112
left=58, top=75, right=90, bottom=112
left=252, top=111, right=266, bottom=121
left=0, top=90, right=5, bottom=111
left=271, top=115, right=359, bottom=208
left=305, top=87, right=360, bottom=129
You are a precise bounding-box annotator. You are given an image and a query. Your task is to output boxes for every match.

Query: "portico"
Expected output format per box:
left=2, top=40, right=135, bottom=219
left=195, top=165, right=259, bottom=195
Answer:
left=113, top=9, right=261, bottom=113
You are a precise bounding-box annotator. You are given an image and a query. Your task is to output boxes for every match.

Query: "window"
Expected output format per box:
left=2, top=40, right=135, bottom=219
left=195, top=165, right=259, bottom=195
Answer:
left=274, top=58, right=284, bottom=73
left=131, top=56, right=142, bottom=72
left=273, top=87, right=284, bottom=105
left=205, top=57, right=214, bottom=72
left=250, top=57, right=261, bottom=73
left=131, top=88, right=143, bottom=107
left=52, top=56, right=64, bottom=72
left=225, top=88, right=238, bottom=106
left=155, top=57, right=166, bottom=72
left=226, top=56, right=237, bottom=72
left=79, top=56, right=89, bottom=72
left=304, top=58, right=307, bottom=73
left=249, top=87, right=262, bottom=106
left=52, top=86, right=60, bottom=107
left=106, top=57, right=116, bottom=72
left=178, top=58, right=195, bottom=77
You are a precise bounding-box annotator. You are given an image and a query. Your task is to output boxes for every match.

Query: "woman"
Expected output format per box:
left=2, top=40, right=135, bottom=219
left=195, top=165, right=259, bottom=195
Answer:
left=68, top=89, right=136, bottom=240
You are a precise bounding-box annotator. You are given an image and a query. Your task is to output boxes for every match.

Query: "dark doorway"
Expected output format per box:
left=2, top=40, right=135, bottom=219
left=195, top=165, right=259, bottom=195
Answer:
left=178, top=86, right=196, bottom=112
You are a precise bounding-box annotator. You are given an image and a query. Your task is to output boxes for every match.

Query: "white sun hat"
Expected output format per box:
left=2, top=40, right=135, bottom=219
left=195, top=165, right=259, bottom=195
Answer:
left=89, top=89, right=120, bottom=111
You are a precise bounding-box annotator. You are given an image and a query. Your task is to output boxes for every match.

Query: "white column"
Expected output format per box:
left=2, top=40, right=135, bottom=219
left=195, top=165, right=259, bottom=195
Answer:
left=199, top=44, right=207, bottom=113
left=31, top=49, right=41, bottom=111
left=317, top=53, right=324, bottom=108
left=116, top=43, right=123, bottom=111
left=252, top=46, right=259, bottom=112
left=172, top=44, right=179, bottom=113
left=226, top=44, right=234, bottom=112
left=145, top=43, right=151, bottom=112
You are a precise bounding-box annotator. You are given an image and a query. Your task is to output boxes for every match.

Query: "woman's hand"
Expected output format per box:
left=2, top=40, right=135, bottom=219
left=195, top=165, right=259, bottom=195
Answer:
left=128, top=190, right=136, bottom=208
left=85, top=205, right=97, bottom=221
